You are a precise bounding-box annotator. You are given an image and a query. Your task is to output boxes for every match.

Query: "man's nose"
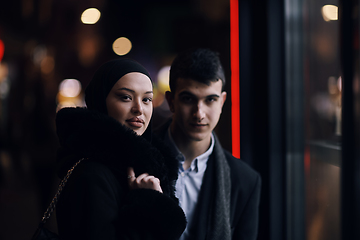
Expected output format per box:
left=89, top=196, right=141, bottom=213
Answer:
left=193, top=102, right=205, bottom=120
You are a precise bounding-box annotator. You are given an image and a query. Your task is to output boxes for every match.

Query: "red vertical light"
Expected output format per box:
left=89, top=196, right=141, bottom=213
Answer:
left=230, top=0, right=240, bottom=158
left=0, top=39, right=4, bottom=62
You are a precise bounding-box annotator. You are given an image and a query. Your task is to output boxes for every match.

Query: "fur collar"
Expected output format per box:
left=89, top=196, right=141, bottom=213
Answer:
left=55, top=107, right=179, bottom=197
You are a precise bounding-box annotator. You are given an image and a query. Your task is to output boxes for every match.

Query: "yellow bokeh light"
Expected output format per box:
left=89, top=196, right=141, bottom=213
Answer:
left=59, top=79, right=82, bottom=98
left=112, top=37, right=132, bottom=56
left=81, top=8, right=101, bottom=24
left=56, top=101, right=77, bottom=112
left=157, top=66, right=171, bottom=94
left=321, top=5, right=338, bottom=22
left=0, top=62, right=9, bottom=82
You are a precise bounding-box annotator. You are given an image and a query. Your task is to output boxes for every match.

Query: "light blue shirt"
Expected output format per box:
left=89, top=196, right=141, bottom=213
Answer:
left=165, top=127, right=215, bottom=240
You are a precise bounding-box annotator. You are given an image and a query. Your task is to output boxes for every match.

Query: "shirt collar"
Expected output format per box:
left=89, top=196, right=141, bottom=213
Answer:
left=166, top=127, right=215, bottom=172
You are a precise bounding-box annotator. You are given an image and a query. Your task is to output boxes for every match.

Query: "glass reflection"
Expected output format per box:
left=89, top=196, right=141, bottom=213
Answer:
left=304, top=1, right=341, bottom=240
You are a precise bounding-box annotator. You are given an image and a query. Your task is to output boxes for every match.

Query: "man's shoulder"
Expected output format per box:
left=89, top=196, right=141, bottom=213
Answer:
left=215, top=146, right=260, bottom=183
left=227, top=150, right=258, bottom=172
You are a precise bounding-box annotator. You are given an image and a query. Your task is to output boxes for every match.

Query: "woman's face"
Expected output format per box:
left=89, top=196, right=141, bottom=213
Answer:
left=106, top=72, right=153, bottom=135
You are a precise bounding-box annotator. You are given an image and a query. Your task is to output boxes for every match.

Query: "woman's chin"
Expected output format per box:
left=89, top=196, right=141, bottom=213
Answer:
left=128, top=126, right=145, bottom=136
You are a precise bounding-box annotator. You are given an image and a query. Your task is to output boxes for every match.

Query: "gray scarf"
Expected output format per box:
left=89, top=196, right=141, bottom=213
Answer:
left=209, top=136, right=232, bottom=240
left=187, top=134, right=232, bottom=240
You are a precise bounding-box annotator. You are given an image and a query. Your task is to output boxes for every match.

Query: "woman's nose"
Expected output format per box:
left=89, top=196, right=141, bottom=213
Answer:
left=131, top=100, right=143, bottom=114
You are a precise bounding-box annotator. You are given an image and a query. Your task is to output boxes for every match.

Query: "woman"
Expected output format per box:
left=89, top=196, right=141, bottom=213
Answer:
left=55, top=59, right=186, bottom=240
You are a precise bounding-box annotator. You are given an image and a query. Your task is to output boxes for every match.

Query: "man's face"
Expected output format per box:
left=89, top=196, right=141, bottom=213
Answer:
left=166, top=78, right=226, bottom=142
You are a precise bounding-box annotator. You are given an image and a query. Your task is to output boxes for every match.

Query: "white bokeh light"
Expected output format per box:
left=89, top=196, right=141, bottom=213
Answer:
left=321, top=5, right=338, bottom=22
left=81, top=8, right=101, bottom=24
left=59, top=79, right=82, bottom=98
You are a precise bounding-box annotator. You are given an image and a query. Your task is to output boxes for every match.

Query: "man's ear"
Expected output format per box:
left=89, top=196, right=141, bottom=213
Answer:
left=220, top=91, right=227, bottom=110
left=165, top=91, right=175, bottom=113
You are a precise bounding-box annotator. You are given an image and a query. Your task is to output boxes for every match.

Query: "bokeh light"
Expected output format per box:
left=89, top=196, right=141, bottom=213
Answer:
left=0, top=79, right=9, bottom=99
left=81, top=8, right=101, bottom=24
left=56, top=101, right=77, bottom=112
left=328, top=76, right=338, bottom=95
left=0, top=62, right=8, bottom=81
left=337, top=76, right=342, bottom=92
left=33, top=45, right=47, bottom=66
left=157, top=66, right=171, bottom=94
left=59, top=79, right=82, bottom=98
left=322, top=5, right=338, bottom=22
left=0, top=63, right=9, bottom=99
left=112, top=37, right=132, bottom=56
left=40, top=56, right=55, bottom=74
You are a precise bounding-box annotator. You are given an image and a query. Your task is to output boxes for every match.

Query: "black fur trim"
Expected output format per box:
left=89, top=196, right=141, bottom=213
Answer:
left=56, top=107, right=179, bottom=198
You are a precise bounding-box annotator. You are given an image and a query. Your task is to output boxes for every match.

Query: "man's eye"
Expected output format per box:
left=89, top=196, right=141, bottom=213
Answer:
left=181, top=96, right=193, bottom=102
left=207, top=97, right=217, bottom=102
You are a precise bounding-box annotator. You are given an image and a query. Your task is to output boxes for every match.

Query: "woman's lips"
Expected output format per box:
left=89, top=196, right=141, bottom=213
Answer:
left=126, top=117, right=144, bottom=128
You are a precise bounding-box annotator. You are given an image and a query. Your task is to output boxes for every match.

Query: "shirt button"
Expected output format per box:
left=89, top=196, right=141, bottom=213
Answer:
left=181, top=172, right=185, bottom=177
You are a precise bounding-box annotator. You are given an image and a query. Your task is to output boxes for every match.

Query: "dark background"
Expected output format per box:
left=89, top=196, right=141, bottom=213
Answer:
left=0, top=1, right=234, bottom=239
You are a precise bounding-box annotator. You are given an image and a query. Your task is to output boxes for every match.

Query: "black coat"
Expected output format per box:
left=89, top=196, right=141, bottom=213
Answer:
left=55, top=108, right=186, bottom=240
left=155, top=120, right=261, bottom=240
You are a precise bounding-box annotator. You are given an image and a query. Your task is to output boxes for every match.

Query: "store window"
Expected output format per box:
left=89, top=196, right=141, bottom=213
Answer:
left=303, top=1, right=341, bottom=240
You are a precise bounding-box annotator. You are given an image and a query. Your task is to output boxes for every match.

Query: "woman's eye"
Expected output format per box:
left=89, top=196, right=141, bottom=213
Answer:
left=117, top=95, right=132, bottom=101
left=143, top=97, right=153, bottom=103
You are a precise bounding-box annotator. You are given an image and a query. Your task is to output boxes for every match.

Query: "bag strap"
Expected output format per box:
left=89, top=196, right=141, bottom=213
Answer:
left=40, top=157, right=86, bottom=224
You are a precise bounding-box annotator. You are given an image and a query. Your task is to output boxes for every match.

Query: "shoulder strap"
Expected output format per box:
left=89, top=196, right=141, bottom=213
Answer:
left=40, top=157, right=86, bottom=224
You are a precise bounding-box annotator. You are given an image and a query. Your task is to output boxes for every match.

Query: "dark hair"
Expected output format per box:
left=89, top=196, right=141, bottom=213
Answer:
left=169, top=48, right=226, bottom=92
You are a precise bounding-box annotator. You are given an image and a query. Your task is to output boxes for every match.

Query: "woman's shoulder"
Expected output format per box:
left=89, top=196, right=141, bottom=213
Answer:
left=78, top=159, right=112, bottom=174
left=68, top=159, right=122, bottom=188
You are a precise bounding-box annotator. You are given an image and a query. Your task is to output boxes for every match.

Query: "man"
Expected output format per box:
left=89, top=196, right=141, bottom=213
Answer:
left=155, top=48, right=261, bottom=240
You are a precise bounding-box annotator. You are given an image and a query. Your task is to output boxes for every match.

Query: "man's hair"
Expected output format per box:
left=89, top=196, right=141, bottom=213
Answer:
left=169, top=48, right=226, bottom=92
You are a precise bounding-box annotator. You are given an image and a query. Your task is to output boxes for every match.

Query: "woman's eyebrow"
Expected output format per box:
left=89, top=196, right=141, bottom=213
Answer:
left=116, top=88, right=153, bottom=94
left=117, top=87, right=134, bottom=92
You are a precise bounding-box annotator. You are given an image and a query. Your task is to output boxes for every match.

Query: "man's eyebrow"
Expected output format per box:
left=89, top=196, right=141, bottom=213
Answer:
left=178, top=91, right=195, bottom=97
left=116, top=88, right=153, bottom=94
left=206, top=94, right=220, bottom=98
left=178, top=91, right=220, bottom=98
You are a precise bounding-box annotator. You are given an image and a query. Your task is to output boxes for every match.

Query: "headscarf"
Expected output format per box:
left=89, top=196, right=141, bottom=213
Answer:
left=85, top=58, right=153, bottom=141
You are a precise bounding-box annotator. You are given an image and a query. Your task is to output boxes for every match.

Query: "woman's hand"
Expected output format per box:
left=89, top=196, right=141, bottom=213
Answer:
left=127, top=167, right=163, bottom=193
